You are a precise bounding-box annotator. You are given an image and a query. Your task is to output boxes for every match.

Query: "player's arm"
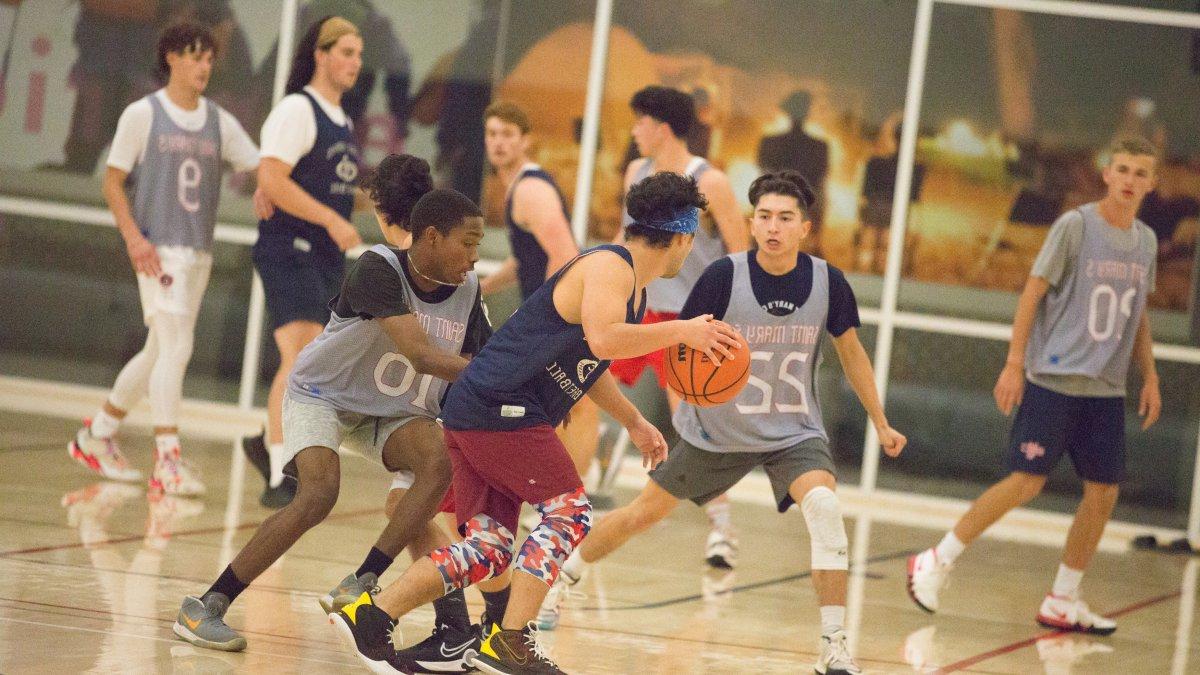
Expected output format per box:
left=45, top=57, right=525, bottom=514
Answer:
left=577, top=252, right=739, bottom=362
left=480, top=256, right=518, bottom=296
left=993, top=275, right=1050, bottom=415
left=698, top=169, right=751, bottom=252
left=514, top=178, right=580, bottom=278
left=831, top=328, right=905, bottom=457
left=259, top=158, right=361, bottom=251
left=586, top=371, right=667, bottom=468
left=378, top=315, right=470, bottom=382
left=104, top=101, right=159, bottom=276
left=1132, top=310, right=1161, bottom=430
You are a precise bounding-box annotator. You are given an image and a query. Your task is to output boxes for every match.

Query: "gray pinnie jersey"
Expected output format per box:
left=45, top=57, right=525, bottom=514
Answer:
left=1026, top=203, right=1156, bottom=395
left=674, top=252, right=830, bottom=453
left=624, top=156, right=726, bottom=313
left=128, top=94, right=223, bottom=250
left=287, top=245, right=480, bottom=418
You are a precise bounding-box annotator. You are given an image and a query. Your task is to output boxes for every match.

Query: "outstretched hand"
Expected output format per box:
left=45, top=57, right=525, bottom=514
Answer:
left=627, top=415, right=668, bottom=469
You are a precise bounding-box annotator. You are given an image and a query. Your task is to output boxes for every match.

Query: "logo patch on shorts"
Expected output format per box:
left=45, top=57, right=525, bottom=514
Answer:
left=1020, top=441, right=1046, bottom=461
left=159, top=274, right=174, bottom=288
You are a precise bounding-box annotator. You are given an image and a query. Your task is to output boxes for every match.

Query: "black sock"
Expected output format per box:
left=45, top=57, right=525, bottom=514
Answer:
left=206, top=565, right=248, bottom=604
left=355, top=547, right=395, bottom=579
left=481, top=586, right=510, bottom=625
left=432, top=589, right=471, bottom=630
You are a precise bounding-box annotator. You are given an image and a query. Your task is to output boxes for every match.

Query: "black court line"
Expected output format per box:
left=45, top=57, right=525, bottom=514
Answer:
left=578, top=548, right=918, bottom=611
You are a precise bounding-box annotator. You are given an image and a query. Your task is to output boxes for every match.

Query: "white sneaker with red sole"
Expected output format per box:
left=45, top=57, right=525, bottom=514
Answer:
left=68, top=419, right=142, bottom=482
left=1036, top=594, right=1117, bottom=635
left=907, top=547, right=951, bottom=613
left=149, top=448, right=206, bottom=497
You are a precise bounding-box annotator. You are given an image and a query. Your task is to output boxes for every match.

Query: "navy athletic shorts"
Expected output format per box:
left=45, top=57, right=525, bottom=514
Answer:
left=1005, top=380, right=1126, bottom=484
left=252, top=233, right=344, bottom=331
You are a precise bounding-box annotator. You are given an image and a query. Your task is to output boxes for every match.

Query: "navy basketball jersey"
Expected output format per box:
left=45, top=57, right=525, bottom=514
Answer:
left=440, top=244, right=645, bottom=431
left=259, top=90, right=360, bottom=261
left=506, top=163, right=571, bottom=300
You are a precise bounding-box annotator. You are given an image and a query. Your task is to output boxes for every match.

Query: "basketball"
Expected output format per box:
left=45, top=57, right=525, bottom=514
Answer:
left=664, top=329, right=751, bottom=406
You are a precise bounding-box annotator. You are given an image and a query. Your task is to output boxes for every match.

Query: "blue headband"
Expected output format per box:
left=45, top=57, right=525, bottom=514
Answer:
left=643, top=207, right=699, bottom=235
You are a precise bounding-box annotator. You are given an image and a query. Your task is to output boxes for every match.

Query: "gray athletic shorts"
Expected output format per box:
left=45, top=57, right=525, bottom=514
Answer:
left=649, top=436, right=835, bottom=512
left=282, top=392, right=427, bottom=490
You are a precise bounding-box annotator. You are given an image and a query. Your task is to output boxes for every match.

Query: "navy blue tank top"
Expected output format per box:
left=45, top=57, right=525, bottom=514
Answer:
left=506, top=164, right=571, bottom=300
left=440, top=244, right=646, bottom=431
left=258, top=90, right=360, bottom=262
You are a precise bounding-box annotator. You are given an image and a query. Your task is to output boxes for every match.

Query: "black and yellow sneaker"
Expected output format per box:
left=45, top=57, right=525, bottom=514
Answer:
left=472, top=622, right=567, bottom=675
left=328, top=592, right=412, bottom=674
left=391, top=623, right=481, bottom=673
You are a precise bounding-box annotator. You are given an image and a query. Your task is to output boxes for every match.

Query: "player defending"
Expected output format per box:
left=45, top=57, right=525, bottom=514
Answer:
left=329, top=172, right=741, bottom=675
left=174, top=175, right=490, bottom=656
left=68, top=23, right=260, bottom=495
left=608, top=85, right=751, bottom=568
left=540, top=171, right=905, bottom=675
left=907, top=137, right=1163, bottom=635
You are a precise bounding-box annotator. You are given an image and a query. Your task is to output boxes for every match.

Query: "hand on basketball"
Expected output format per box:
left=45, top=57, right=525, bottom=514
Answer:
left=252, top=186, right=276, bottom=220
left=876, top=424, right=907, bottom=457
left=627, top=415, right=668, bottom=469
left=993, top=362, right=1025, bottom=416
left=329, top=217, right=363, bottom=252
left=679, top=314, right=741, bottom=366
left=125, top=233, right=162, bottom=278
left=1139, top=378, right=1161, bottom=430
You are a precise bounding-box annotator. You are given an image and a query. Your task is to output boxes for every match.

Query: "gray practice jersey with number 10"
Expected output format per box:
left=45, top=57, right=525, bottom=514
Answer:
left=1026, top=202, right=1156, bottom=396
left=129, top=94, right=223, bottom=250
left=674, top=251, right=830, bottom=453
left=288, top=245, right=480, bottom=418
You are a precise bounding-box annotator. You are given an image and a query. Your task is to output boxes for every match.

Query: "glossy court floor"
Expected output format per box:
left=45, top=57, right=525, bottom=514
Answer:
left=1, top=410, right=1197, bottom=674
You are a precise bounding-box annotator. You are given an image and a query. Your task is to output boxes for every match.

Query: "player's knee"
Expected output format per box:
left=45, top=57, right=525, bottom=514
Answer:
left=800, top=486, right=848, bottom=570
left=1083, top=481, right=1119, bottom=504
left=535, top=487, right=592, bottom=546
left=294, top=473, right=339, bottom=526
left=410, top=449, right=452, bottom=487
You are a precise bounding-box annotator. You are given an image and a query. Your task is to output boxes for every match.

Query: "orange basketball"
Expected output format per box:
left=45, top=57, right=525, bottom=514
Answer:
left=664, top=330, right=752, bottom=407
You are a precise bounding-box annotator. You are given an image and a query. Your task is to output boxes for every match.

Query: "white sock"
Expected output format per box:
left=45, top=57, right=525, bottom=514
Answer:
left=705, top=499, right=733, bottom=532
left=267, top=443, right=286, bottom=488
left=820, top=605, right=845, bottom=636
left=155, top=434, right=180, bottom=461
left=1052, top=563, right=1083, bottom=599
left=935, top=531, right=965, bottom=565
left=90, top=410, right=121, bottom=439
left=560, top=547, right=589, bottom=582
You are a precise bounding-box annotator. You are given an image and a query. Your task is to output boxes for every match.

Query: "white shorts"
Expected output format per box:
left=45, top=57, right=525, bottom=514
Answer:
left=136, top=245, right=213, bottom=325
left=282, top=392, right=424, bottom=489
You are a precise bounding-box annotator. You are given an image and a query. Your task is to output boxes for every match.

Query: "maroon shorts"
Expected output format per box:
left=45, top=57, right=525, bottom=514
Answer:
left=607, top=309, right=678, bottom=387
left=443, top=424, right=583, bottom=534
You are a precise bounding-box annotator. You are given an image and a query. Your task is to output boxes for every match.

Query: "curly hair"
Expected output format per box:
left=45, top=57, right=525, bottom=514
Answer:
left=624, top=172, right=708, bottom=248
left=748, top=170, right=816, bottom=218
left=361, top=154, right=434, bottom=231
left=156, top=22, right=216, bottom=79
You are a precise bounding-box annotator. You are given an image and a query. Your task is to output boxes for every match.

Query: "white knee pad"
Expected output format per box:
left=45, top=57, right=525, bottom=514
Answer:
left=800, top=486, right=848, bottom=570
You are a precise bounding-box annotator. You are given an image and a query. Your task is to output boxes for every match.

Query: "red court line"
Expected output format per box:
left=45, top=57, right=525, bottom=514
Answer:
left=933, top=590, right=1182, bottom=674
left=0, top=506, right=384, bottom=556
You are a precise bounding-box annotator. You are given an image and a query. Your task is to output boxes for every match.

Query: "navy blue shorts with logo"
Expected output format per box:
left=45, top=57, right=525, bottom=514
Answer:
left=252, top=232, right=345, bottom=331
left=1005, top=380, right=1126, bottom=484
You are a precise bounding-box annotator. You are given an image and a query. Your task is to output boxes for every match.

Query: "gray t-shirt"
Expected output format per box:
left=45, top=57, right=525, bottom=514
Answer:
left=1026, top=205, right=1157, bottom=397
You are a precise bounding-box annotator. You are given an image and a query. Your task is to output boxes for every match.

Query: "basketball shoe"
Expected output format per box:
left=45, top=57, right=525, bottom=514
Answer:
left=473, top=623, right=565, bottom=675
left=535, top=567, right=581, bottom=630
left=1035, top=594, right=1117, bottom=635
left=69, top=419, right=142, bottom=482
left=814, top=629, right=862, bottom=675
left=173, top=593, right=246, bottom=652
left=241, top=432, right=296, bottom=509
left=328, top=592, right=412, bottom=674
left=150, top=447, right=205, bottom=497
left=319, top=571, right=380, bottom=614
left=906, top=547, right=951, bottom=613
left=391, top=623, right=482, bottom=673
left=704, top=527, right=739, bottom=569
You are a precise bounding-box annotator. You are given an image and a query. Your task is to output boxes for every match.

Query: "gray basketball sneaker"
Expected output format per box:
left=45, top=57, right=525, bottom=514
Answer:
left=173, top=593, right=246, bottom=652
left=318, top=572, right=379, bottom=614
